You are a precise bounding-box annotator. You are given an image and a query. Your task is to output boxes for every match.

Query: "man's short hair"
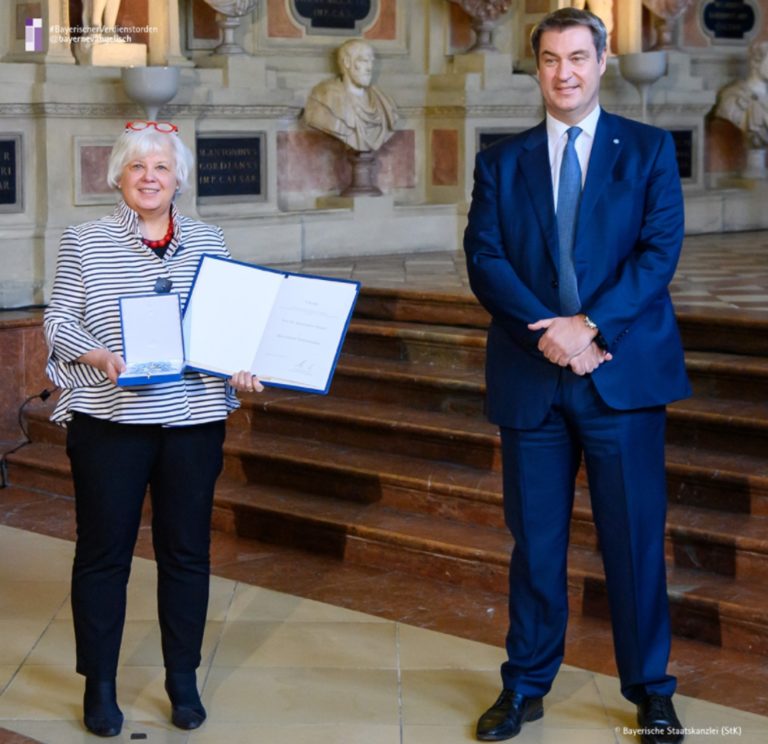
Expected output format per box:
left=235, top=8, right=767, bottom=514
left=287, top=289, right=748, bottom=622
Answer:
left=530, top=8, right=607, bottom=65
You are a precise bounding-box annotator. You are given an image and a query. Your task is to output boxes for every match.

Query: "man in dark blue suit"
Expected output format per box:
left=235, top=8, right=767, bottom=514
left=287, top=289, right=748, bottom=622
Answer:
left=464, top=8, right=690, bottom=743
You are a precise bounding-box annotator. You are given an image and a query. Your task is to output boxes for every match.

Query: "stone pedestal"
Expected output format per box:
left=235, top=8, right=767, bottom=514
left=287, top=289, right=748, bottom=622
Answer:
left=744, top=148, right=768, bottom=180
left=75, top=40, right=147, bottom=67
left=341, top=151, right=382, bottom=197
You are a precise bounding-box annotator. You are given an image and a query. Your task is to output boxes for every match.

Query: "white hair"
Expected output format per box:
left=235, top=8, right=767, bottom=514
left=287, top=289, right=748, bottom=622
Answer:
left=107, top=126, right=195, bottom=194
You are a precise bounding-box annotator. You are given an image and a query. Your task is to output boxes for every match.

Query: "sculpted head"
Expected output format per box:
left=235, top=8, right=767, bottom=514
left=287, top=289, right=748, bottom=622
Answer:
left=748, top=41, right=768, bottom=81
left=337, top=40, right=375, bottom=90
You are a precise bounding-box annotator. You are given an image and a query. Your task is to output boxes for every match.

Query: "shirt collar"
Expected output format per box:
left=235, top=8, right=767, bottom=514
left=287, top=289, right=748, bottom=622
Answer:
left=546, top=104, right=602, bottom=143
left=113, top=199, right=181, bottom=243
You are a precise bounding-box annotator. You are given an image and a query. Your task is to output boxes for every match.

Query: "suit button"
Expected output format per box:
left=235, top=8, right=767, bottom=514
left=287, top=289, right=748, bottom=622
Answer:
left=551, top=279, right=559, bottom=288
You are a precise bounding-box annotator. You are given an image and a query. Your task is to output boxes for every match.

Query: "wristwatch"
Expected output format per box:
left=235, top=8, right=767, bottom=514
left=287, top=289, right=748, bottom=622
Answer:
left=583, top=314, right=599, bottom=332
left=583, top=315, right=609, bottom=351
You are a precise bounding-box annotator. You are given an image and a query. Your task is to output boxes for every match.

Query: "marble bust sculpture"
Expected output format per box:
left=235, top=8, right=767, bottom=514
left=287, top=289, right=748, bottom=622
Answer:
left=572, top=0, right=613, bottom=39
left=85, top=0, right=121, bottom=33
left=715, top=41, right=768, bottom=151
left=303, top=40, right=399, bottom=153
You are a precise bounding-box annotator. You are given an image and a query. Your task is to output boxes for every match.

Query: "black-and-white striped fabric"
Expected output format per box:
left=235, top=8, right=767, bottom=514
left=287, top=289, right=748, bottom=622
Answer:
left=44, top=200, right=240, bottom=426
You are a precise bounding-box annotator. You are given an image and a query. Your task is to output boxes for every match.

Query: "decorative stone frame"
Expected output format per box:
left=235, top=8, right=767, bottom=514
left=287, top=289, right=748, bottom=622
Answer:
left=0, top=134, right=24, bottom=214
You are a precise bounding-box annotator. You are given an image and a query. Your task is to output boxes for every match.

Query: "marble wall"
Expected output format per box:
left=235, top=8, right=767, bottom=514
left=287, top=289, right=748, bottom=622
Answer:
left=0, top=0, right=767, bottom=308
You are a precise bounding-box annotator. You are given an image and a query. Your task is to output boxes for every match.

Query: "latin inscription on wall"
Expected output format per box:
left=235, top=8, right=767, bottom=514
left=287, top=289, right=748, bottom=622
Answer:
left=196, top=134, right=265, bottom=203
left=290, top=0, right=377, bottom=34
left=0, top=136, right=21, bottom=212
left=702, top=0, right=757, bottom=42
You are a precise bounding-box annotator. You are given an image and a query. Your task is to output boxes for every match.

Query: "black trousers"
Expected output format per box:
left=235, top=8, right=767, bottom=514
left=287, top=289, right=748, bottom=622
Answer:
left=66, top=412, right=226, bottom=679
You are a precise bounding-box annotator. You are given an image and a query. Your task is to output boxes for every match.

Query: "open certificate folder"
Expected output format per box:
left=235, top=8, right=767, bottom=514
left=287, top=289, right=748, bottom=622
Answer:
left=183, top=255, right=360, bottom=394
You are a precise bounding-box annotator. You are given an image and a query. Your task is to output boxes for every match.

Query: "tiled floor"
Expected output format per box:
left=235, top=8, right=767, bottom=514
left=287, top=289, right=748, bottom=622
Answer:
left=1, top=524, right=767, bottom=744
left=2, top=230, right=768, bottom=742
left=285, top=230, right=768, bottom=314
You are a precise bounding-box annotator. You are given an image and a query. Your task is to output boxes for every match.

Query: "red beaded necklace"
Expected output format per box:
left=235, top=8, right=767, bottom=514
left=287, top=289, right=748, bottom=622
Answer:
left=141, top=216, right=174, bottom=250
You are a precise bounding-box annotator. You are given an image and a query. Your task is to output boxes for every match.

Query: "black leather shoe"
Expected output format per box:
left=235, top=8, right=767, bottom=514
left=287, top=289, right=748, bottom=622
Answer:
left=637, top=694, right=684, bottom=744
left=83, top=679, right=123, bottom=737
left=476, top=689, right=543, bottom=741
left=165, top=671, right=207, bottom=731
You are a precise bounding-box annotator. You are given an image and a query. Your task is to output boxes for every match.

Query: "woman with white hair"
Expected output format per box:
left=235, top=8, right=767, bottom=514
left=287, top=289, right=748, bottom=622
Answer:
left=44, top=121, right=261, bottom=737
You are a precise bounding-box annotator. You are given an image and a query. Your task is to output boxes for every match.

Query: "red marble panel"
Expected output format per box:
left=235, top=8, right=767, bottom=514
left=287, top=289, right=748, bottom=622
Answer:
left=277, top=131, right=349, bottom=192
left=376, top=130, right=415, bottom=190
left=431, top=129, right=459, bottom=187
left=23, top=326, right=51, bottom=395
left=706, top=117, right=745, bottom=174
left=0, top=328, right=24, bottom=439
left=79, top=144, right=113, bottom=195
left=449, top=3, right=473, bottom=52
left=117, top=0, right=149, bottom=47
left=192, top=0, right=219, bottom=41
left=364, top=0, right=397, bottom=41
left=278, top=129, right=415, bottom=194
left=267, top=0, right=303, bottom=39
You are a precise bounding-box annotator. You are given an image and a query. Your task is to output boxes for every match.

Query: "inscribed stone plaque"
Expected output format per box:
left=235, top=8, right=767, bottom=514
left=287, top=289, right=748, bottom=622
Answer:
left=290, top=0, right=377, bottom=34
left=668, top=129, right=694, bottom=181
left=477, top=129, right=522, bottom=152
left=196, top=133, right=265, bottom=203
left=702, top=0, right=757, bottom=42
left=0, top=136, right=22, bottom=213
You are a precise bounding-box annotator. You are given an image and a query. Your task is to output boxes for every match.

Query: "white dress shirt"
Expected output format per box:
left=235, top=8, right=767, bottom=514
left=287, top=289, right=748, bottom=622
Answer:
left=547, top=104, right=602, bottom=209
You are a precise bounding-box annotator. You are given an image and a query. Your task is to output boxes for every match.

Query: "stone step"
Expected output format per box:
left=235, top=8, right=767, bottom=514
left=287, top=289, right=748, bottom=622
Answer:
left=10, top=432, right=768, bottom=581
left=354, top=287, right=489, bottom=328
left=212, top=479, right=768, bottom=656
left=223, top=428, right=505, bottom=527
left=4, top=442, right=73, bottom=497
left=667, top=397, right=768, bottom=458
left=354, top=287, right=768, bottom=357
left=9, top=435, right=768, bottom=655
left=685, top=350, right=768, bottom=401
left=344, top=318, right=487, bottom=369
left=331, top=354, right=486, bottom=415
left=233, top=389, right=501, bottom=471
left=572, top=489, right=768, bottom=579
left=21, top=395, right=768, bottom=519
left=677, top=309, right=768, bottom=357
left=665, top=444, right=768, bottom=515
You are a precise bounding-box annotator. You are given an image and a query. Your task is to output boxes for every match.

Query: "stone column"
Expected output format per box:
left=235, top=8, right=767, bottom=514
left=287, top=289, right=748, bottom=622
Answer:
left=147, top=0, right=192, bottom=66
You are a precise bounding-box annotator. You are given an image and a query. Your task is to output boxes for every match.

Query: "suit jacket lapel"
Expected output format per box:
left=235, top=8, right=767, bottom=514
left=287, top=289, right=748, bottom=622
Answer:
left=518, top=123, right=559, bottom=268
left=577, top=112, right=622, bottom=238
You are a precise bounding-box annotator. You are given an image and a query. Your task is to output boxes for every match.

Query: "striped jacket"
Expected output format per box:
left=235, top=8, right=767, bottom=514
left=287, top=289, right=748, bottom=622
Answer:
left=44, top=200, right=239, bottom=426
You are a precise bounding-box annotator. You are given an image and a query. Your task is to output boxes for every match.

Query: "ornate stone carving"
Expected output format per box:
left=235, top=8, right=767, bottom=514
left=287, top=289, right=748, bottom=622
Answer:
left=202, top=0, right=258, bottom=55
left=714, top=41, right=768, bottom=178
left=304, top=39, right=399, bottom=196
left=449, top=0, right=514, bottom=54
left=643, top=0, right=694, bottom=49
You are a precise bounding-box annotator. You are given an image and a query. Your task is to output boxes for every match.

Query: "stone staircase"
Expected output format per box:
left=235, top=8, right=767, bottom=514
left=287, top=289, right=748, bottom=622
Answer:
left=7, top=288, right=768, bottom=656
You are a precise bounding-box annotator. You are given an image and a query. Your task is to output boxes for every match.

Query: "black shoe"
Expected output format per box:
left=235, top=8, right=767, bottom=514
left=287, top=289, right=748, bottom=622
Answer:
left=165, top=671, right=207, bottom=731
left=476, top=689, right=543, bottom=741
left=637, top=694, right=684, bottom=744
left=83, top=678, right=123, bottom=737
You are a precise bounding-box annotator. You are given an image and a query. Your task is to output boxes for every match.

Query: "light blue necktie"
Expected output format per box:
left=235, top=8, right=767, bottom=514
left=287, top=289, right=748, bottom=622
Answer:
left=556, top=126, right=583, bottom=316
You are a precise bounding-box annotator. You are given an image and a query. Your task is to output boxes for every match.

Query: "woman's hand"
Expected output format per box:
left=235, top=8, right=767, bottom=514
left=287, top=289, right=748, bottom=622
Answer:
left=76, top=348, right=126, bottom=384
left=228, top=370, right=264, bottom=393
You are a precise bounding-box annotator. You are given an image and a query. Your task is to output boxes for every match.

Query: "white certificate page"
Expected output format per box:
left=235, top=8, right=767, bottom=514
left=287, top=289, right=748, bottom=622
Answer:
left=253, top=274, right=360, bottom=392
left=183, top=256, right=358, bottom=393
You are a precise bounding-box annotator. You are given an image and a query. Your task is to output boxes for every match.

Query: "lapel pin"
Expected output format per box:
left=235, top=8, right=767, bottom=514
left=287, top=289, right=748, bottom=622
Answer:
left=613, top=138, right=620, bottom=144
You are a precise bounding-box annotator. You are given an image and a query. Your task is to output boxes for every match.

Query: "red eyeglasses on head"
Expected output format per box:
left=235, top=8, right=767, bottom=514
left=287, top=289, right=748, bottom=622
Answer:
left=124, top=120, right=178, bottom=133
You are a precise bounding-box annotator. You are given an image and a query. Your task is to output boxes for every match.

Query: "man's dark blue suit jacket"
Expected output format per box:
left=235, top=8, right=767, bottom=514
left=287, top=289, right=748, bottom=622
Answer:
left=464, top=110, right=692, bottom=429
